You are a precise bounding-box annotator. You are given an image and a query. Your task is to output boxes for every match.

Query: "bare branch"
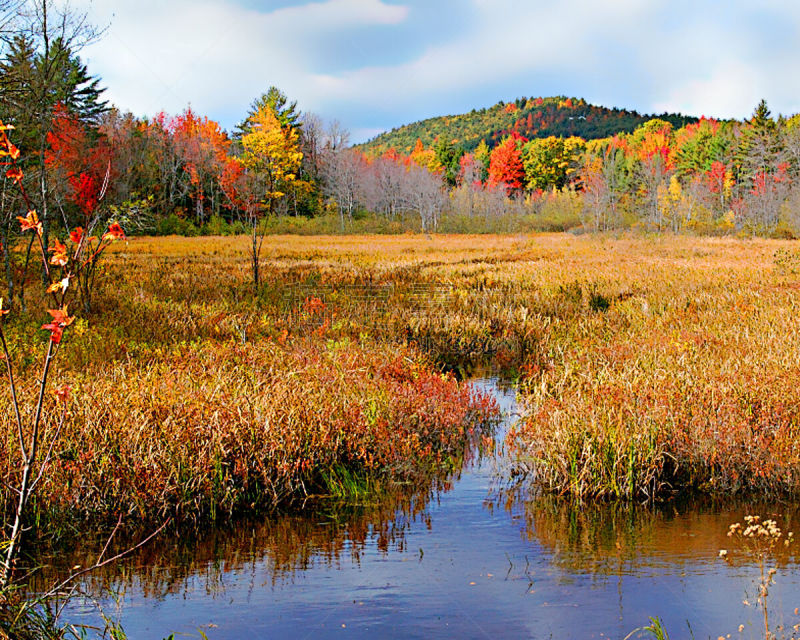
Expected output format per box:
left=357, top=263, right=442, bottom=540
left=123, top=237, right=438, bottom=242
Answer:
left=43, top=519, right=171, bottom=599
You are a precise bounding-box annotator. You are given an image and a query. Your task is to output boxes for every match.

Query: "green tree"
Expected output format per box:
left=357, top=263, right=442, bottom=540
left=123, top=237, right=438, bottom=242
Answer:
left=236, top=86, right=300, bottom=138
left=737, top=99, right=783, bottom=181
left=522, top=136, right=585, bottom=191
left=474, top=139, right=490, bottom=182
left=672, top=118, right=733, bottom=177
left=434, top=137, right=462, bottom=187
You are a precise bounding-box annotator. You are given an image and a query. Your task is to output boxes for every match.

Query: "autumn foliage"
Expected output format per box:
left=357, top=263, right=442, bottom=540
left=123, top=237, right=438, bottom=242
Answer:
left=487, top=136, right=525, bottom=194
left=46, top=104, right=112, bottom=215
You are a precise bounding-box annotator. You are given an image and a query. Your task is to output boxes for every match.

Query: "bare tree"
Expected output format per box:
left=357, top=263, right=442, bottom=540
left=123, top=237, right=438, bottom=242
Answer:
left=371, top=154, right=406, bottom=219
left=737, top=169, right=791, bottom=233
left=455, top=153, right=481, bottom=218
left=0, top=0, right=21, bottom=38
left=402, top=163, right=445, bottom=232
left=580, top=148, right=625, bottom=231
left=321, top=148, right=365, bottom=229
left=299, top=112, right=324, bottom=183
left=324, top=119, right=350, bottom=152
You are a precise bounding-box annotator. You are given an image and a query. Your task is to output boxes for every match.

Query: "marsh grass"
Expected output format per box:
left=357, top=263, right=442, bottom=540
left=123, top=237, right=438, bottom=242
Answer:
left=3, top=231, right=800, bottom=539
left=85, top=233, right=800, bottom=501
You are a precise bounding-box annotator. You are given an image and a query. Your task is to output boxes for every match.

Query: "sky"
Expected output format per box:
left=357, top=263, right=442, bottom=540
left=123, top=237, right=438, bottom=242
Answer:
left=71, top=0, right=800, bottom=143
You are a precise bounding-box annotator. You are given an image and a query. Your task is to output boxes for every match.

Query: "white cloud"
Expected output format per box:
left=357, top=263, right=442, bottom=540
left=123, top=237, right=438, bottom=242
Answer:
left=652, top=63, right=764, bottom=120
left=308, top=0, right=656, bottom=104
left=268, top=0, right=407, bottom=25
left=74, top=0, right=409, bottom=123
left=67, top=0, right=800, bottom=138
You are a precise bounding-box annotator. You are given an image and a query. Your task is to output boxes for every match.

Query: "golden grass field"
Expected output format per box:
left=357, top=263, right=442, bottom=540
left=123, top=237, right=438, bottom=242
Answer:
left=3, top=231, right=800, bottom=532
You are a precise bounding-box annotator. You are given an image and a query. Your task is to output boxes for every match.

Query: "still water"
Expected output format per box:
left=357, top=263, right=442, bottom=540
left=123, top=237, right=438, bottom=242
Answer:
left=58, top=379, right=800, bottom=639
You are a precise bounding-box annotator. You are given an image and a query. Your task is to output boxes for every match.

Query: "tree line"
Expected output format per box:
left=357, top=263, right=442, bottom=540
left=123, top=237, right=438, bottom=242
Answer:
left=4, top=0, right=800, bottom=255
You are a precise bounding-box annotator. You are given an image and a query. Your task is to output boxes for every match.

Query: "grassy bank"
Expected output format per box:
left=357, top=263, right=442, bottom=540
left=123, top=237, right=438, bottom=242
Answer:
left=104, top=233, right=800, bottom=500
left=0, top=337, right=496, bottom=528
left=3, top=231, right=800, bottom=534
left=98, top=232, right=800, bottom=501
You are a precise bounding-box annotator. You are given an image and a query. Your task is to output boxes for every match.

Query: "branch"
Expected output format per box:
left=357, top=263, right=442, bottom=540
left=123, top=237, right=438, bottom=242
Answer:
left=42, top=519, right=171, bottom=599
left=0, top=323, right=27, bottom=460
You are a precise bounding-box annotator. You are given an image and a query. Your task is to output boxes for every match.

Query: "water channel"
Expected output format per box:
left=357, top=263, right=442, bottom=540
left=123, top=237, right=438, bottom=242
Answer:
left=54, top=378, right=800, bottom=638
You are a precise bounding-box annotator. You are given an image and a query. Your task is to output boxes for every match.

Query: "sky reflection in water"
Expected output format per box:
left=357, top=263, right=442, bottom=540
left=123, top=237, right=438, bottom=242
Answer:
left=58, top=379, right=800, bottom=639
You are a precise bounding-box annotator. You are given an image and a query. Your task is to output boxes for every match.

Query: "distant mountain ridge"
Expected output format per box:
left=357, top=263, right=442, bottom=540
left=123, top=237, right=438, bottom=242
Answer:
left=357, top=96, right=699, bottom=155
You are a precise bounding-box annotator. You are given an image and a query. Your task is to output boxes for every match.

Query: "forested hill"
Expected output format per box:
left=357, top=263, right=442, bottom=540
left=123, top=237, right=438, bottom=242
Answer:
left=357, top=96, right=698, bottom=155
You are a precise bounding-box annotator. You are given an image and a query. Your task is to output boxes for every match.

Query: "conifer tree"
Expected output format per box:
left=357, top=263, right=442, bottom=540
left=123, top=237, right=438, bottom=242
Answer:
left=737, top=99, right=783, bottom=181
left=236, top=86, right=301, bottom=139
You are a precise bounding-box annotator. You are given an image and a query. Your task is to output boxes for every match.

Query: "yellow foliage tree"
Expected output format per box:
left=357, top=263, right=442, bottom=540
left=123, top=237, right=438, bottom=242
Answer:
left=522, top=136, right=585, bottom=191
left=240, top=106, right=303, bottom=215
left=408, top=139, right=443, bottom=174
left=236, top=106, right=303, bottom=286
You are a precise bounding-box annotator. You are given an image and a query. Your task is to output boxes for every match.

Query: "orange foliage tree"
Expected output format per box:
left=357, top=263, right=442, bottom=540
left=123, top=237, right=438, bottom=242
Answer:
left=170, top=109, right=231, bottom=224
left=487, top=136, right=525, bottom=196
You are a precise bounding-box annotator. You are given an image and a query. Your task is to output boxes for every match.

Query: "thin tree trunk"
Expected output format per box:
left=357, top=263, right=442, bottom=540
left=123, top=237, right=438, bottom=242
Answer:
left=251, top=213, right=259, bottom=288
left=2, top=338, right=55, bottom=585
left=2, top=223, right=12, bottom=304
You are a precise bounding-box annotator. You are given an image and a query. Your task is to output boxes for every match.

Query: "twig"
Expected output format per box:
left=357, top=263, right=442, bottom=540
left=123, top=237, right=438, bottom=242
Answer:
left=43, top=519, right=171, bottom=600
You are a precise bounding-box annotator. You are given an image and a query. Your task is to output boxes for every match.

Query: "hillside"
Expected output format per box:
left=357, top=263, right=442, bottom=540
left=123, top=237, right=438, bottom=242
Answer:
left=358, top=96, right=698, bottom=155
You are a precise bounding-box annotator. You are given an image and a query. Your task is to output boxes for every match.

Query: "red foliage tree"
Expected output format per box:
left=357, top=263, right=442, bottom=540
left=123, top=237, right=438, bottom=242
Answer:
left=169, top=109, right=231, bottom=222
left=487, top=136, right=525, bottom=195
left=45, top=104, right=112, bottom=216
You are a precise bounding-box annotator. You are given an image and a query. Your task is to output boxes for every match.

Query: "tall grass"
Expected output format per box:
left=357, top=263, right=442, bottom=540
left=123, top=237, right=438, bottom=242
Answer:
left=3, top=231, right=799, bottom=534
left=95, top=232, right=800, bottom=501
left=0, top=339, right=496, bottom=527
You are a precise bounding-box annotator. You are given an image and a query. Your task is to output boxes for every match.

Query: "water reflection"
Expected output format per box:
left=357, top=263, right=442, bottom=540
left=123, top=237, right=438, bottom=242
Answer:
left=491, top=490, right=800, bottom=576
left=40, top=474, right=454, bottom=597
left=46, top=379, right=800, bottom=639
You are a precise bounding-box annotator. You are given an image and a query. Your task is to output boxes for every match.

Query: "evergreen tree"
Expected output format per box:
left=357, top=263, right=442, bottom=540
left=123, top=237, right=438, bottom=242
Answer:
left=737, top=99, right=783, bottom=180
left=0, top=34, right=107, bottom=144
left=434, top=137, right=462, bottom=187
left=0, top=35, right=39, bottom=151
left=474, top=139, right=490, bottom=182
left=236, top=86, right=300, bottom=139
left=42, top=37, right=108, bottom=123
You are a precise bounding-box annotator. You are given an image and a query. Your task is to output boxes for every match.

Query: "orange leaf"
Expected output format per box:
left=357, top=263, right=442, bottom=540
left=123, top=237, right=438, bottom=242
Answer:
left=17, top=210, right=42, bottom=235
left=47, top=307, right=74, bottom=327
left=49, top=239, right=68, bottom=266
left=5, top=167, right=23, bottom=183
left=102, top=222, right=125, bottom=241
left=46, top=277, right=69, bottom=294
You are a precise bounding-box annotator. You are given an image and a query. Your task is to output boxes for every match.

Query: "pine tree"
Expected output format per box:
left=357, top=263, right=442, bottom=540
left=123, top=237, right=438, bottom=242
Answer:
left=434, top=137, right=462, bottom=187
left=0, top=34, right=107, bottom=142
left=236, top=86, right=300, bottom=140
left=0, top=35, right=39, bottom=151
left=737, top=99, right=783, bottom=180
left=42, top=38, right=108, bottom=123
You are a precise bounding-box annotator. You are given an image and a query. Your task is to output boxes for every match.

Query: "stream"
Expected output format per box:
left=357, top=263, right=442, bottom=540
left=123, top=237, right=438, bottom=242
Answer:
left=55, top=378, right=800, bottom=639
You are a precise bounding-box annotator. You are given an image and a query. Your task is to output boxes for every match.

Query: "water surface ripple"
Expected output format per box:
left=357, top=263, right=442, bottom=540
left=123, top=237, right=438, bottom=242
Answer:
left=59, top=379, right=800, bottom=638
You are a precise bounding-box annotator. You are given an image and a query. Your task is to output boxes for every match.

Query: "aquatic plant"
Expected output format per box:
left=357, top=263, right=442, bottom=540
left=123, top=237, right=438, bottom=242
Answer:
left=722, top=515, right=795, bottom=639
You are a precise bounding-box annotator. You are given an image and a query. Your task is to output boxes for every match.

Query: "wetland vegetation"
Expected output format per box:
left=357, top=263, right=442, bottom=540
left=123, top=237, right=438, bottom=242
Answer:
left=4, top=228, right=800, bottom=637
